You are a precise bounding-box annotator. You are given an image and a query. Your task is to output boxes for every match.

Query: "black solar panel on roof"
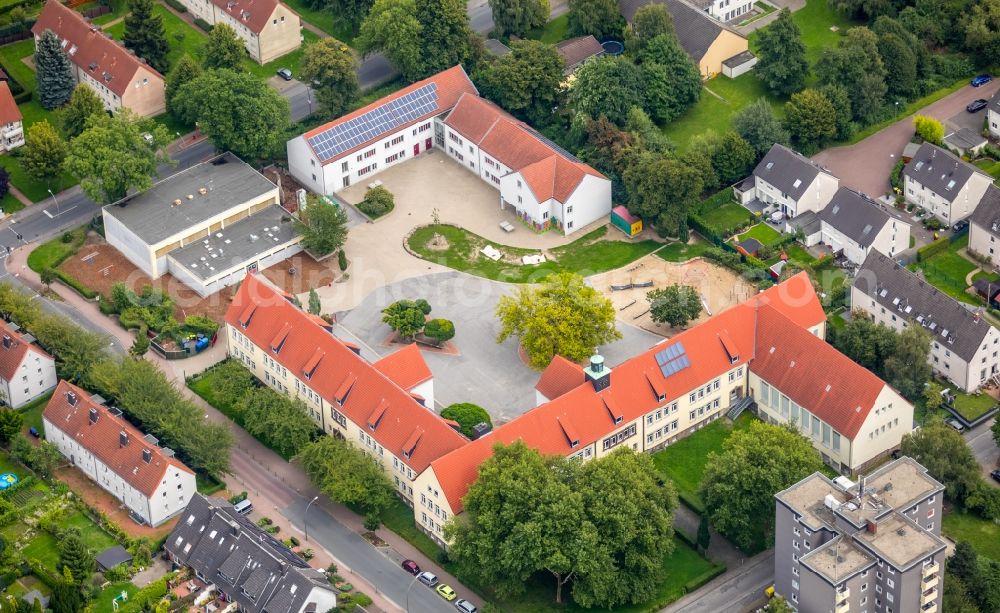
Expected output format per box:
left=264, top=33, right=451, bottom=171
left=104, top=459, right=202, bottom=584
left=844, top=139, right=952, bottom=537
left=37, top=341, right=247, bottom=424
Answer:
left=307, top=83, right=439, bottom=162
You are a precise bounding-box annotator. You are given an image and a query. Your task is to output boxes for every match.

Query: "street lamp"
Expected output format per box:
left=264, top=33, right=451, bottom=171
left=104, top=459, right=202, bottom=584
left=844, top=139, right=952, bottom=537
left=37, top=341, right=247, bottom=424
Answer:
left=303, top=495, right=319, bottom=542
left=405, top=574, right=419, bottom=613
left=47, top=188, right=61, bottom=217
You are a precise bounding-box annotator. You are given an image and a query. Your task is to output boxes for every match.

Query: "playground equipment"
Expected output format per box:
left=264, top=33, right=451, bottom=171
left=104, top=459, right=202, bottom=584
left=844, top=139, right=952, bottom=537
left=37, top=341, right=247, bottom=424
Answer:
left=111, top=590, right=129, bottom=611
left=0, top=473, right=18, bottom=490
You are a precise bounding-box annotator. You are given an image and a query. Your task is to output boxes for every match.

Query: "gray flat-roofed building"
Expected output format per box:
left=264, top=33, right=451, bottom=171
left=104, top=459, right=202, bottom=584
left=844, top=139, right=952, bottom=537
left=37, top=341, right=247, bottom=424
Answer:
left=166, top=204, right=303, bottom=297
left=943, top=128, right=987, bottom=157
left=102, top=152, right=282, bottom=281
left=774, top=457, right=946, bottom=613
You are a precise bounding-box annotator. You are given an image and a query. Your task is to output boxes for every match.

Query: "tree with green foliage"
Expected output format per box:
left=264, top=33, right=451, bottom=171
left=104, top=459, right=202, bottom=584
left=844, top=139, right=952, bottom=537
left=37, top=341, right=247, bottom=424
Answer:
left=299, top=39, right=358, bottom=118
left=26, top=440, right=61, bottom=477
left=496, top=272, right=621, bottom=369
left=627, top=4, right=674, bottom=52
left=49, top=579, right=82, bottom=613
left=58, top=529, right=93, bottom=584
left=423, top=318, right=455, bottom=343
left=697, top=515, right=711, bottom=553
left=568, top=0, right=623, bottom=39
left=949, top=541, right=981, bottom=589
left=0, top=408, right=22, bottom=444
left=415, top=0, right=476, bottom=76
left=294, top=196, right=350, bottom=257
left=440, top=403, right=491, bottom=437
left=239, top=388, right=317, bottom=458
left=358, top=185, right=395, bottom=217
left=765, top=596, right=796, bottom=613
left=296, top=436, right=396, bottom=516
left=883, top=325, right=931, bottom=400
left=647, top=284, right=702, bottom=328
left=123, top=0, right=170, bottom=74
left=358, top=0, right=424, bottom=82
left=570, top=56, right=644, bottom=126
left=732, top=98, right=789, bottom=157
left=21, top=120, right=68, bottom=190
left=210, top=359, right=257, bottom=409
left=639, top=34, right=701, bottom=123
left=913, top=114, right=944, bottom=144
left=60, top=86, right=105, bottom=139
left=816, top=27, right=887, bottom=124
left=382, top=299, right=428, bottom=339
left=754, top=9, right=808, bottom=96
left=64, top=110, right=172, bottom=204
left=625, top=107, right=671, bottom=152
left=924, top=381, right=944, bottom=412
left=901, top=418, right=981, bottom=503
left=961, top=0, right=1000, bottom=67
left=330, top=0, right=376, bottom=26
left=784, top=88, right=837, bottom=153
left=174, top=69, right=290, bottom=160
left=308, top=289, right=321, bottom=315
left=944, top=573, right=983, bottom=613
left=130, top=326, right=150, bottom=357
left=877, top=32, right=917, bottom=98
left=712, top=131, right=757, bottom=185
left=818, top=83, right=854, bottom=141
left=488, top=0, right=547, bottom=37
left=474, top=40, right=564, bottom=125
left=165, top=54, right=202, bottom=113
left=830, top=313, right=898, bottom=378
left=202, top=24, right=245, bottom=70
left=624, top=151, right=702, bottom=238
left=35, top=29, right=75, bottom=110
left=700, top=421, right=823, bottom=551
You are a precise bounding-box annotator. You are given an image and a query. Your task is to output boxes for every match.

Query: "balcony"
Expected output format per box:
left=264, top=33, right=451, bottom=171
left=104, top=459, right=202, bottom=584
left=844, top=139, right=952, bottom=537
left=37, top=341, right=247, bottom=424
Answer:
left=835, top=600, right=849, bottom=613
left=921, top=575, right=939, bottom=591
left=836, top=587, right=850, bottom=602
left=923, top=561, right=939, bottom=576
left=921, top=588, right=938, bottom=606
left=921, top=603, right=937, bottom=613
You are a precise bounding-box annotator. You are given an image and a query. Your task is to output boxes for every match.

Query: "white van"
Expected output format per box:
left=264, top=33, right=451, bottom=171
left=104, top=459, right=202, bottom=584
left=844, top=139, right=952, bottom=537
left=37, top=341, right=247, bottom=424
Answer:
left=233, top=498, right=253, bottom=515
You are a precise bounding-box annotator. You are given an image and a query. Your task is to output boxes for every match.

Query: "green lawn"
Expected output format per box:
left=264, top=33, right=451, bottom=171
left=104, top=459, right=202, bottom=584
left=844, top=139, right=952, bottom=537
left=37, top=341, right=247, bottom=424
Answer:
left=278, top=0, right=356, bottom=44
left=105, top=5, right=205, bottom=73
left=18, top=390, right=53, bottom=435
left=911, top=235, right=979, bottom=304
left=736, top=223, right=782, bottom=246
left=244, top=29, right=321, bottom=79
left=22, top=511, right=118, bottom=572
left=975, top=159, right=1000, bottom=180
left=188, top=371, right=241, bottom=424
left=0, top=39, right=37, bottom=93
left=943, top=508, right=1000, bottom=561
left=525, top=14, right=570, bottom=44
left=951, top=390, right=997, bottom=421
left=26, top=226, right=87, bottom=273
left=785, top=243, right=817, bottom=266
left=702, top=202, right=753, bottom=236
left=380, top=497, right=446, bottom=564
left=657, top=240, right=711, bottom=262
left=92, top=582, right=138, bottom=611
left=754, top=0, right=855, bottom=66
left=406, top=224, right=663, bottom=283
left=652, top=413, right=755, bottom=513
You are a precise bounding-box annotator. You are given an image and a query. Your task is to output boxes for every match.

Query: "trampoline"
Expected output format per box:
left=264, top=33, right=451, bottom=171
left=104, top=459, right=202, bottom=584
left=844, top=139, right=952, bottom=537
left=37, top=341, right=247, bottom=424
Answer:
left=601, top=38, right=625, bottom=55
left=0, top=473, right=18, bottom=490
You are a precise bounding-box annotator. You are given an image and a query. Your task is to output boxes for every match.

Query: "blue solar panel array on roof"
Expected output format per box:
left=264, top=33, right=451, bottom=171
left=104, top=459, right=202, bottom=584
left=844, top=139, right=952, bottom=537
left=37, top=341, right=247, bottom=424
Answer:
left=306, top=83, right=440, bottom=162
left=655, top=342, right=690, bottom=378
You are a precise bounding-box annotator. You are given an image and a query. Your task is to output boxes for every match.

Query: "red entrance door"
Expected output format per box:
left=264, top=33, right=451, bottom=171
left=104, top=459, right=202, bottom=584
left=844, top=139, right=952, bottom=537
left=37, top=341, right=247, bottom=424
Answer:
left=414, top=143, right=420, bottom=156
left=425, top=138, right=432, bottom=150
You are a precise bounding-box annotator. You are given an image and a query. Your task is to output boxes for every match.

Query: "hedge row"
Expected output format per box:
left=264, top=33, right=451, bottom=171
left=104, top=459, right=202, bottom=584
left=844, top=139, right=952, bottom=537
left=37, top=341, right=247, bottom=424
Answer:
left=163, top=0, right=187, bottom=12
left=117, top=574, right=174, bottom=613
left=676, top=491, right=705, bottom=516
left=688, top=214, right=724, bottom=245
left=917, top=237, right=952, bottom=262
left=681, top=563, right=727, bottom=596
left=52, top=269, right=98, bottom=299
left=193, top=17, right=212, bottom=31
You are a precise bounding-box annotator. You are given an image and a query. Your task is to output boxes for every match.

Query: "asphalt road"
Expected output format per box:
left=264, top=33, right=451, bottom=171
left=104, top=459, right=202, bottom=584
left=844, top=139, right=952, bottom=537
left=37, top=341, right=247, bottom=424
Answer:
left=965, top=416, right=1000, bottom=483
left=663, top=551, right=773, bottom=613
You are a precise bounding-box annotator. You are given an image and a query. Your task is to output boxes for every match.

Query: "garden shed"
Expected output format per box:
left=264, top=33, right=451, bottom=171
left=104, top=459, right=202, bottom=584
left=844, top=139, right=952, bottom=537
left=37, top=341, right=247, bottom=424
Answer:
left=611, top=206, right=643, bottom=237
left=96, top=545, right=133, bottom=572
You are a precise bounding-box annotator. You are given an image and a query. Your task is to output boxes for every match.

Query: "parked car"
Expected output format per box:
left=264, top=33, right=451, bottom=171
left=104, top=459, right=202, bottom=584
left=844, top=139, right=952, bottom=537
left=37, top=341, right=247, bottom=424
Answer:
left=28, top=426, right=39, bottom=438
left=991, top=470, right=1000, bottom=484
left=953, top=219, right=970, bottom=233
left=946, top=418, right=966, bottom=433
left=973, top=74, right=993, bottom=87
left=401, top=560, right=420, bottom=575
left=277, top=68, right=293, bottom=81
left=967, top=99, right=989, bottom=112
left=417, top=571, right=439, bottom=587
left=455, top=599, right=478, bottom=613
left=436, top=584, right=457, bottom=601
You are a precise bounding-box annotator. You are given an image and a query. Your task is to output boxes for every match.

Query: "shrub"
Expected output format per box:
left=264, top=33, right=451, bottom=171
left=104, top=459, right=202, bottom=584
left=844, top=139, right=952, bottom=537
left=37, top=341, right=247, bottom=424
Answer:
left=917, top=237, right=950, bottom=261
left=422, top=318, right=455, bottom=343
left=354, top=592, right=373, bottom=607
left=229, top=491, right=248, bottom=504
left=357, top=186, right=395, bottom=218
left=164, top=0, right=187, bottom=11
left=193, top=17, right=212, bottom=31
left=889, top=159, right=905, bottom=190
left=337, top=249, right=348, bottom=271
left=440, top=403, right=491, bottom=438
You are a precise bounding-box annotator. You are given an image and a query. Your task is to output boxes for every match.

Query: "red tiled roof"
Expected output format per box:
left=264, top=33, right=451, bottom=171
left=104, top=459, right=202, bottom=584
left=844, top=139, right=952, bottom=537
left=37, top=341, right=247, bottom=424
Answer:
left=42, top=380, right=193, bottom=497
left=534, top=355, right=585, bottom=401
left=750, top=305, right=886, bottom=439
left=555, top=35, right=604, bottom=68
left=373, top=343, right=432, bottom=391
left=430, top=272, right=832, bottom=513
left=0, top=82, right=21, bottom=125
left=304, top=66, right=477, bottom=165
left=209, top=0, right=286, bottom=34
left=444, top=94, right=605, bottom=204
left=0, top=321, right=51, bottom=381
left=225, top=275, right=467, bottom=472
left=33, top=0, right=164, bottom=98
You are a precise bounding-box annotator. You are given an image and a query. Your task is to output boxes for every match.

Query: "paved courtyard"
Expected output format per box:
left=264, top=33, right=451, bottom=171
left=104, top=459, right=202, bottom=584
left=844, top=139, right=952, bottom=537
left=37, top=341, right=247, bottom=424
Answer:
left=334, top=272, right=662, bottom=423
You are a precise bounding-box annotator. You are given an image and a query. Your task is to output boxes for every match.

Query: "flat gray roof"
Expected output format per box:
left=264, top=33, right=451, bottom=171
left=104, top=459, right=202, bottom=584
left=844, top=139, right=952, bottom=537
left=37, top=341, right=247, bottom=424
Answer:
left=802, top=537, right=874, bottom=584
left=103, top=152, right=277, bottom=246
left=166, top=205, right=300, bottom=281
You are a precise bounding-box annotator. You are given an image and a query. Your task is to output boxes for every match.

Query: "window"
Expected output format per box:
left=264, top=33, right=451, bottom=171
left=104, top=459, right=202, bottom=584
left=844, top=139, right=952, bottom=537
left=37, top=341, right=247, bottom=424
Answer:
left=861, top=583, right=868, bottom=592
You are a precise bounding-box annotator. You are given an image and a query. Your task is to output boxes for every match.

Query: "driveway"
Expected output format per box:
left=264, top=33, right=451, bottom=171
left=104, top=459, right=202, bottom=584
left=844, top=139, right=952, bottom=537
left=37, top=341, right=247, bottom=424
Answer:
left=965, top=416, right=1000, bottom=484
left=335, top=271, right=663, bottom=422
left=813, top=80, right=1000, bottom=198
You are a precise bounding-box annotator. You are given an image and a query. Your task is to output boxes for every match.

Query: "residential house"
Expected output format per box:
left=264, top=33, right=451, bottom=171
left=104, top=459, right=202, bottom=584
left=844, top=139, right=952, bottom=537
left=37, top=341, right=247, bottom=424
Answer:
left=988, top=94, right=1000, bottom=139
left=774, top=457, right=945, bottom=613
left=441, top=93, right=611, bottom=234
left=0, top=320, right=56, bottom=408
left=102, top=152, right=299, bottom=297
left=174, top=0, right=301, bottom=64
left=689, top=0, right=753, bottom=22
left=807, top=187, right=911, bottom=265
left=165, top=494, right=338, bottom=613
left=555, top=35, right=604, bottom=74
left=852, top=250, right=1000, bottom=391
left=33, top=0, right=165, bottom=117
left=620, top=0, right=754, bottom=77
left=743, top=144, right=840, bottom=219
left=901, top=142, right=992, bottom=225
left=968, top=184, right=1000, bottom=268
left=0, top=82, right=23, bottom=152
left=43, top=380, right=197, bottom=526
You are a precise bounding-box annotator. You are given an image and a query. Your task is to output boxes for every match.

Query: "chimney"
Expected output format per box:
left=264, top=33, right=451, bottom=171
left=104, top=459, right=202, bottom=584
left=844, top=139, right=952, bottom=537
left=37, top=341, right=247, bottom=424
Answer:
left=88, top=407, right=98, bottom=424
left=142, top=448, right=152, bottom=464
left=2, top=334, right=11, bottom=349
left=866, top=520, right=877, bottom=534
left=583, top=353, right=611, bottom=392
left=119, top=430, right=128, bottom=448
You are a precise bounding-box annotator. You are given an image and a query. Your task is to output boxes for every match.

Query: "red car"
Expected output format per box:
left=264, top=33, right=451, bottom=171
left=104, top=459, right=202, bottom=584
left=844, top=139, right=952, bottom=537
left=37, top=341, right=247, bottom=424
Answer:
left=401, top=559, right=420, bottom=575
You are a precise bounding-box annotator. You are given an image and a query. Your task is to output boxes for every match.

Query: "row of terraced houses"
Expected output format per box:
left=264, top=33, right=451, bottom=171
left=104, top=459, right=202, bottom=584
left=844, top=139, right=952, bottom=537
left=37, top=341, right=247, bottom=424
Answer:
left=224, top=271, right=916, bottom=549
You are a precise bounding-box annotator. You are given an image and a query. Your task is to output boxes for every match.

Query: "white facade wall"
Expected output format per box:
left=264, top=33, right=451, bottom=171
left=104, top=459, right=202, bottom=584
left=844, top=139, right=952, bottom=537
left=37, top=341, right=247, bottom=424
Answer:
left=409, top=378, right=434, bottom=409
left=0, top=120, right=23, bottom=152
left=709, top=0, right=754, bottom=21
left=42, top=417, right=196, bottom=526
left=969, top=221, right=1000, bottom=268
left=904, top=173, right=991, bottom=225
left=989, top=107, right=1000, bottom=138
left=0, top=350, right=56, bottom=409
left=821, top=218, right=910, bottom=265
left=754, top=172, right=839, bottom=218
left=103, top=213, right=159, bottom=277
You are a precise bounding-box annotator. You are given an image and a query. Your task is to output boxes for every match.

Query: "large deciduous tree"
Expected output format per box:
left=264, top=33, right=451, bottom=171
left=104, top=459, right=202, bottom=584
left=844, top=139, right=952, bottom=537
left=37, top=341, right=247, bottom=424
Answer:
left=382, top=299, right=429, bottom=339
left=474, top=40, right=564, bottom=125
left=639, top=34, right=701, bottom=123
left=901, top=418, right=981, bottom=504
left=415, top=0, right=476, bottom=76
left=238, top=388, right=317, bottom=458
left=627, top=3, right=674, bottom=52
left=496, top=272, right=621, bottom=369
left=488, top=0, right=548, bottom=38
left=700, top=421, right=823, bottom=551
left=877, top=32, right=917, bottom=98
left=35, top=29, right=75, bottom=110
left=732, top=97, right=789, bottom=157
left=830, top=313, right=898, bottom=377
left=64, top=110, right=172, bottom=204
left=330, top=0, right=377, bottom=27
left=567, top=0, right=623, bottom=39
left=123, top=0, right=170, bottom=74
left=60, top=86, right=105, bottom=140
left=712, top=131, right=757, bottom=185
left=818, top=83, right=854, bottom=140
left=295, top=436, right=396, bottom=516
left=202, top=23, right=245, bottom=70
left=961, top=0, right=1000, bottom=67
left=295, top=196, right=349, bottom=256
left=21, top=120, right=68, bottom=190
left=0, top=408, right=22, bottom=444
left=299, top=39, right=358, bottom=118
left=357, top=0, right=424, bottom=82
left=165, top=54, right=203, bottom=113
left=816, top=27, right=887, bottom=124
left=571, top=56, right=644, bottom=126
left=883, top=325, right=931, bottom=400
left=647, top=284, right=702, bottom=328
left=173, top=69, right=290, bottom=160
left=754, top=9, right=808, bottom=96
left=784, top=88, right=836, bottom=153
left=623, top=151, right=702, bottom=238
left=440, top=403, right=491, bottom=438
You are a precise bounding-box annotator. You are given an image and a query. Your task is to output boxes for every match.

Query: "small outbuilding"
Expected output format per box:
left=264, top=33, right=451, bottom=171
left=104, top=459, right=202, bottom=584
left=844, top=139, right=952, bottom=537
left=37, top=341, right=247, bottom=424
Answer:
left=611, top=205, right=643, bottom=237
left=735, top=237, right=763, bottom=257
left=96, top=545, right=133, bottom=572
left=974, top=279, right=1000, bottom=308
left=943, top=128, right=988, bottom=157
